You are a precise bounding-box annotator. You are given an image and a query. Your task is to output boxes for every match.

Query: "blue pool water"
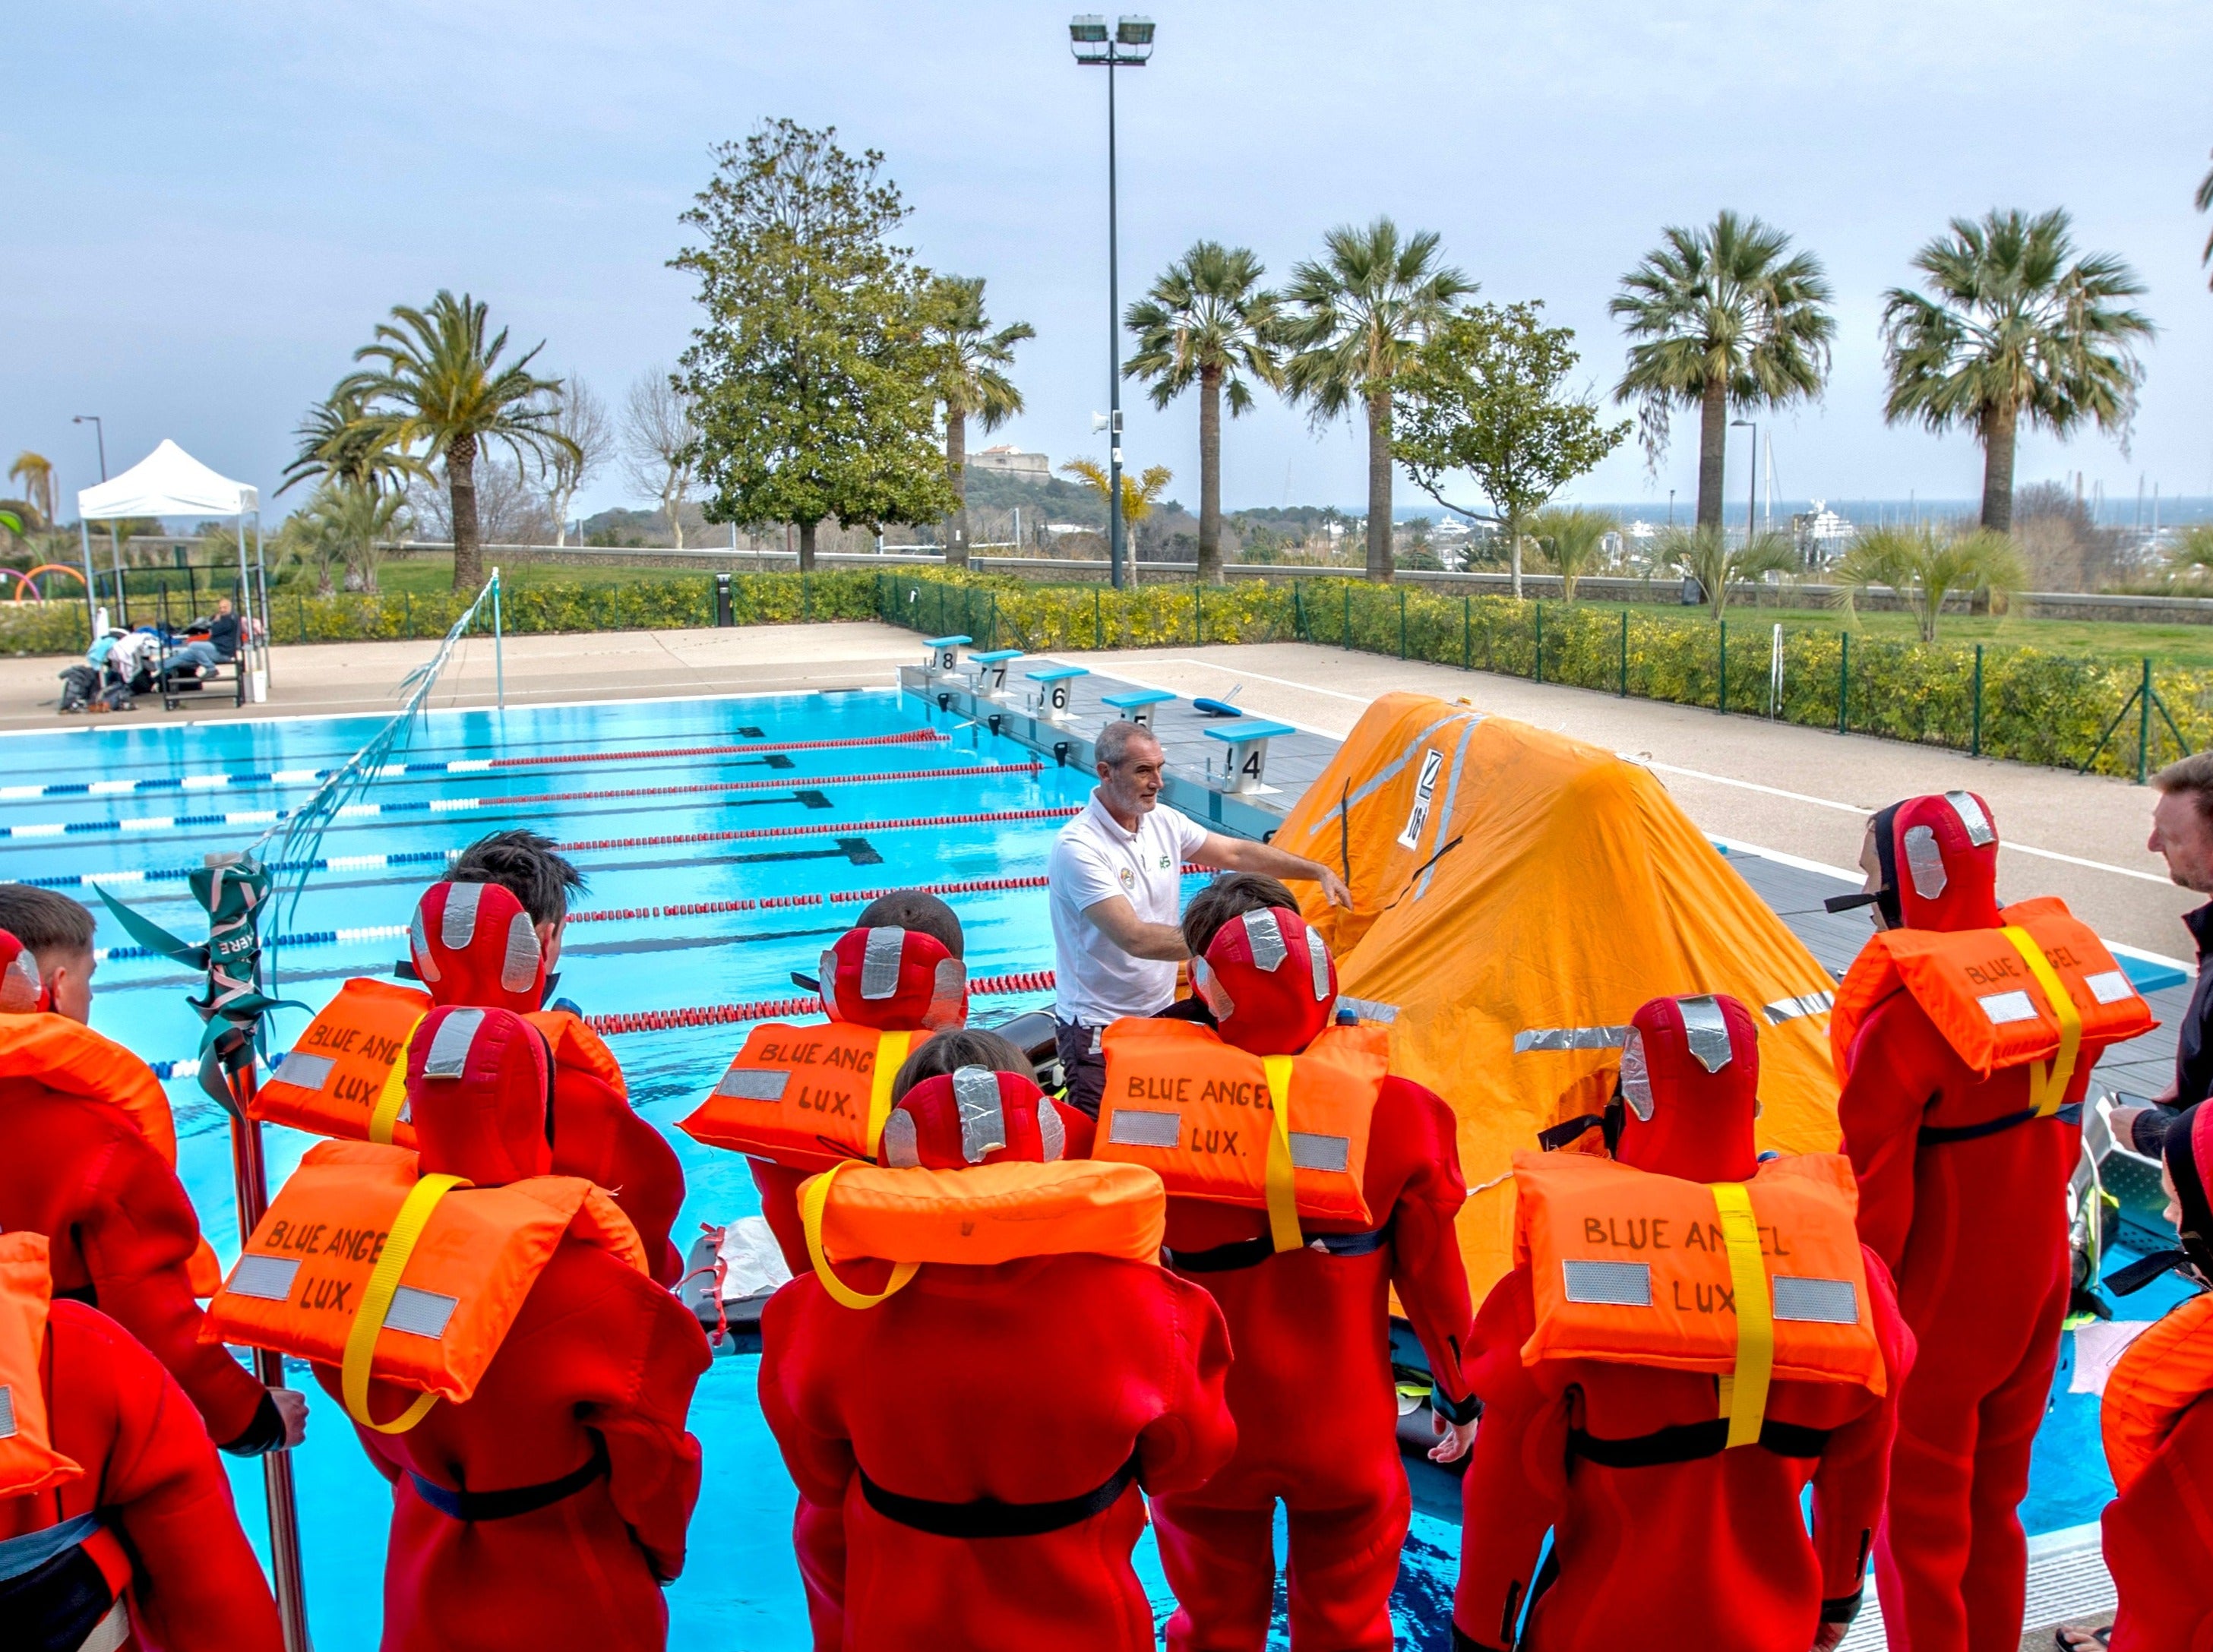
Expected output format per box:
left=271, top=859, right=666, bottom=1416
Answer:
left=0, top=687, right=2164, bottom=1646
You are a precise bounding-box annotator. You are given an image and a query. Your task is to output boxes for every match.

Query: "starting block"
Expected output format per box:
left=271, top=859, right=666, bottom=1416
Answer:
left=1025, top=664, right=1089, bottom=723
left=970, top=648, right=1024, bottom=700
left=1204, top=719, right=1296, bottom=795
left=924, top=634, right=971, bottom=678
left=1102, top=688, right=1174, bottom=731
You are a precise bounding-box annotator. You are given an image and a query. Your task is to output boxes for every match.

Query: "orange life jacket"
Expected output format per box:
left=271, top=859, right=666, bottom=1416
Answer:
left=0, top=1231, right=80, bottom=1502
left=1095, top=1018, right=1386, bottom=1249
left=1830, top=899, right=2155, bottom=1102
left=678, top=1022, right=920, bottom=1172
left=1514, top=1149, right=1886, bottom=1447
left=796, top=1158, right=1166, bottom=1310
left=527, top=1010, right=627, bottom=1101
left=2102, top=1291, right=2213, bottom=1496
left=0, top=1012, right=223, bottom=1299
left=204, top=1139, right=647, bottom=1433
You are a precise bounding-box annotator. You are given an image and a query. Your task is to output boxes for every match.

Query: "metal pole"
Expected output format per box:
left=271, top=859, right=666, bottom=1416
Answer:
left=1971, top=644, right=1983, bottom=757
left=2139, top=656, right=2153, bottom=785
left=234, top=513, right=257, bottom=703
left=254, top=512, right=273, bottom=690
left=492, top=567, right=505, bottom=712
left=1105, top=52, right=1126, bottom=591
left=79, top=519, right=99, bottom=641
left=1746, top=425, right=1757, bottom=548
left=1619, top=607, right=1630, bottom=696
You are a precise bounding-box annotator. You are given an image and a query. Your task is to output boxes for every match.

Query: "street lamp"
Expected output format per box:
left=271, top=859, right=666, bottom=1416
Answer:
left=1730, top=419, right=1757, bottom=547
left=74, top=414, right=121, bottom=625
left=1069, top=14, right=1154, bottom=591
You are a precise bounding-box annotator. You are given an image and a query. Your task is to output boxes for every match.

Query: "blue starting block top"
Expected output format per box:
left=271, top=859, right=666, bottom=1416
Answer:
left=971, top=649, right=1024, bottom=665
left=924, top=634, right=972, bottom=649
left=1203, top=719, right=1297, bottom=746
left=1026, top=665, right=1089, bottom=683
left=1103, top=689, right=1174, bottom=710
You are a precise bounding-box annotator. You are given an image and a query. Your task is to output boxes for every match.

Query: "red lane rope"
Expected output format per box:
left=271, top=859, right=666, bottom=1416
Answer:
left=586, top=968, right=1057, bottom=1037
left=555, top=805, right=1080, bottom=857
left=458, top=761, right=1042, bottom=815
left=483, top=728, right=943, bottom=770
left=571, top=869, right=1212, bottom=925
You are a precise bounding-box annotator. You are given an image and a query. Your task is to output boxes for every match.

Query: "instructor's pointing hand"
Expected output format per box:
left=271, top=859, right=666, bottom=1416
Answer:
left=1317, top=867, right=1352, bottom=910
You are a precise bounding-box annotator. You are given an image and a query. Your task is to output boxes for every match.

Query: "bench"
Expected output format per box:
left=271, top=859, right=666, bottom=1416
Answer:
left=1101, top=688, right=1174, bottom=731
left=1203, top=719, right=1298, bottom=795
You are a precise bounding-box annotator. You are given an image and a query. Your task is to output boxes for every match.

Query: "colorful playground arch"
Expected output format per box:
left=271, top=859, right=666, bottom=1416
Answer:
left=5, top=564, right=90, bottom=602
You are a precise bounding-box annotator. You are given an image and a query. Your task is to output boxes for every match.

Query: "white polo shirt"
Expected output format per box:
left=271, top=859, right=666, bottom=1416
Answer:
left=1048, top=791, right=1210, bottom=1027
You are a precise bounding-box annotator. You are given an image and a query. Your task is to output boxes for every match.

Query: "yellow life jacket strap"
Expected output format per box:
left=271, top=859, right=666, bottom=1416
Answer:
left=1261, top=1054, right=1302, bottom=1254
left=367, top=1013, right=428, bottom=1145
left=2001, top=926, right=2082, bottom=1118
left=342, top=1170, right=469, bottom=1434
left=1710, top=1182, right=1774, bottom=1450
left=800, top=1158, right=919, bottom=1311
left=865, top=1030, right=917, bottom=1155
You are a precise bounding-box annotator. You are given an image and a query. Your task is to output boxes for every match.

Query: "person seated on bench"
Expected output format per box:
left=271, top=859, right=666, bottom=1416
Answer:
left=163, top=598, right=239, bottom=678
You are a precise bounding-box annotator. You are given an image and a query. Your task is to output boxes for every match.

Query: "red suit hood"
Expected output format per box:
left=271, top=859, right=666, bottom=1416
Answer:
left=1613, top=993, right=1762, bottom=1184
left=877, top=1068, right=1069, bottom=1169
left=409, top=880, right=547, bottom=1013
left=406, top=1005, right=555, bottom=1185
left=1193, top=905, right=1338, bottom=1057
left=0, top=928, right=49, bottom=1014
left=818, top=924, right=966, bottom=1031
left=1871, top=791, right=2002, bottom=933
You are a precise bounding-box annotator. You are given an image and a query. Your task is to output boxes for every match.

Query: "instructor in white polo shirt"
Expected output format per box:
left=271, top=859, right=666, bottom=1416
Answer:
left=1048, top=719, right=1352, bottom=1116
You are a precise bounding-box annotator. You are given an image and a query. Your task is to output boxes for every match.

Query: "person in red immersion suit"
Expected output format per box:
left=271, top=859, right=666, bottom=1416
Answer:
left=759, top=1028, right=1235, bottom=1652
left=1122, top=884, right=1477, bottom=1652
left=413, top=829, right=687, bottom=1285
left=1827, top=792, right=2155, bottom=1652
left=2058, top=1103, right=2213, bottom=1651
left=0, top=887, right=305, bottom=1458
left=1450, top=993, right=1915, bottom=1652
left=299, top=1004, right=710, bottom=1652
left=0, top=1229, right=284, bottom=1652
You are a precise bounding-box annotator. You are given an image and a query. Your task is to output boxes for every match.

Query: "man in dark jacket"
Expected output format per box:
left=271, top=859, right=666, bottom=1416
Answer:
left=2149, top=752, right=2213, bottom=1108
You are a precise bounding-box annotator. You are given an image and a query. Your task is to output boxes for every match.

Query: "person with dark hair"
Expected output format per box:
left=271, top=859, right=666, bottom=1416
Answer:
left=448, top=828, right=587, bottom=935
left=759, top=1039, right=1235, bottom=1650
left=2148, top=753, right=2213, bottom=1110
left=1156, top=873, right=1300, bottom=1025
left=1828, top=794, right=2155, bottom=1650
left=854, top=889, right=963, bottom=960
left=0, top=892, right=305, bottom=1458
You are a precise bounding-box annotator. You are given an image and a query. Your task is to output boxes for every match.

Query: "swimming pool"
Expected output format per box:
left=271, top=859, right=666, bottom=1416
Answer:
left=0, top=685, right=2158, bottom=1648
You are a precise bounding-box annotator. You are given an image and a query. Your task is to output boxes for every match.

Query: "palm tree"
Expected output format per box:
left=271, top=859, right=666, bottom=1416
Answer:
left=1125, top=242, right=1282, bottom=585
left=1281, top=218, right=1472, bottom=582
left=8, top=453, right=55, bottom=529
left=279, top=387, right=419, bottom=501
left=339, top=291, right=574, bottom=591
left=1530, top=506, right=1615, bottom=603
left=2196, top=152, right=2213, bottom=290
left=1061, top=459, right=1171, bottom=582
left=1831, top=525, right=2027, bottom=643
left=1655, top=525, right=1798, bottom=619
left=925, top=275, right=1032, bottom=570
left=2164, top=523, right=2213, bottom=584
left=1882, top=210, right=2151, bottom=536
left=1610, top=211, right=1834, bottom=534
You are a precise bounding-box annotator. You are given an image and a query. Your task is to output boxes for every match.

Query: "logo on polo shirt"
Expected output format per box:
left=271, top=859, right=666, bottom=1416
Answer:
left=1158, top=854, right=1171, bottom=870
left=1119, top=867, right=1137, bottom=890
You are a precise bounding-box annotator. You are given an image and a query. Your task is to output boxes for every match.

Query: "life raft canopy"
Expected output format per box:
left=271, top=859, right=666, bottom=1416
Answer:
left=1269, top=692, right=1844, bottom=1297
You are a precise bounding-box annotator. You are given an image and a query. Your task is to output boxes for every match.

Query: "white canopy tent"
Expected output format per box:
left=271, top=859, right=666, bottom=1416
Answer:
left=77, top=439, right=269, bottom=701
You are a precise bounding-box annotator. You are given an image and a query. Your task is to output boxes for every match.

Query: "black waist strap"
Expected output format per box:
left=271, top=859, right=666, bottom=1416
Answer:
left=1918, top=1100, right=2080, bottom=1147
left=409, top=1433, right=609, bottom=1522
left=1167, top=1224, right=1391, bottom=1275
left=858, top=1451, right=1140, bottom=1538
left=1569, top=1417, right=1832, bottom=1467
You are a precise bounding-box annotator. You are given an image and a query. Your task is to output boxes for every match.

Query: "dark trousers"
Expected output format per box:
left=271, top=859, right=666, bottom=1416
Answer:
left=1054, top=1018, right=1106, bottom=1119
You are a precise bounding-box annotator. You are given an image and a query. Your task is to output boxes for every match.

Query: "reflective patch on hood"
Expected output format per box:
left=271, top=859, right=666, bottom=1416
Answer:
left=1306, top=929, right=1331, bottom=1004
left=1677, top=995, right=1734, bottom=1073
left=1243, top=908, right=1288, bottom=972
left=953, top=1066, right=1007, bottom=1164
left=501, top=911, right=542, bottom=996
left=409, top=906, right=441, bottom=984
left=861, top=927, right=906, bottom=1000
left=424, top=1008, right=485, bottom=1078
left=1619, top=1028, right=1655, bottom=1120
left=441, top=881, right=484, bottom=951
left=880, top=1107, right=921, bottom=1167
left=1903, top=824, right=1948, bottom=902
left=1945, top=791, right=1995, bottom=847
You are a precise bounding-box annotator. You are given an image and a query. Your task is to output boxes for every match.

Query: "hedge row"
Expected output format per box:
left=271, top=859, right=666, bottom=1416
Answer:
left=872, top=573, right=2202, bottom=782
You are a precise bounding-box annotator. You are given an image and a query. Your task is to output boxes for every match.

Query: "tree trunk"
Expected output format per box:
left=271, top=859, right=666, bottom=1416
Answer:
left=1198, top=367, right=1224, bottom=585
left=1979, top=400, right=2019, bottom=534
left=447, top=432, right=481, bottom=591
left=1510, top=519, right=1523, bottom=601
left=1364, top=389, right=1393, bottom=582
left=669, top=488, right=685, bottom=550
left=797, top=519, right=817, bottom=572
left=1696, top=376, right=1727, bottom=533
left=944, top=408, right=969, bottom=571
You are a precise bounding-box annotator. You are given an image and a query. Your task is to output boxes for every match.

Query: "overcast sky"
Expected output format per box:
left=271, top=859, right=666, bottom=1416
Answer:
left=7, top=0, right=2209, bottom=525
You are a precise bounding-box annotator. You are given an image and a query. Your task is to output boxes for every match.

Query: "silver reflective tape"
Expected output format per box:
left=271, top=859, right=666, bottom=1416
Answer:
left=271, top=1051, right=337, bottom=1092
left=0, top=1384, right=16, bottom=1440
left=1562, top=1259, right=1652, bottom=1307
left=409, top=906, right=441, bottom=984
left=424, top=1008, right=485, bottom=1078
left=1619, top=1027, right=1655, bottom=1120
left=1903, top=824, right=1948, bottom=902
left=441, top=880, right=484, bottom=951
left=817, top=947, right=843, bottom=1019
left=501, top=910, right=541, bottom=995
left=229, top=1252, right=301, bottom=1302
left=1193, top=959, right=1234, bottom=1022
left=0, top=949, right=40, bottom=1013
left=1288, top=1132, right=1350, bottom=1173
left=1764, top=990, right=1835, bottom=1025
left=1306, top=929, right=1330, bottom=1003
left=860, top=927, right=905, bottom=1000
left=1979, top=990, right=2039, bottom=1026
left=1108, top=1108, right=1181, bottom=1148
left=715, top=1066, right=789, bottom=1101
left=1945, top=790, right=1995, bottom=847
left=1333, top=995, right=1399, bottom=1024
left=1772, top=1275, right=1860, bottom=1325
left=953, top=1066, right=1008, bottom=1164
left=926, top=956, right=967, bottom=1029
left=1243, top=908, right=1288, bottom=972
left=1514, top=1024, right=1631, bottom=1054
left=2085, top=970, right=2136, bottom=1006
left=1039, top=1097, right=1066, bottom=1162
left=1677, top=995, right=1734, bottom=1072
left=880, top=1108, right=921, bottom=1167
left=383, top=1286, right=459, bottom=1339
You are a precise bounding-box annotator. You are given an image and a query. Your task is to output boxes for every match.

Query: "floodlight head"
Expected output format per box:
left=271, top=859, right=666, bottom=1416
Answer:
left=1070, top=14, right=1110, bottom=62
left=1729, top=418, right=1754, bottom=429
left=1116, top=15, right=1156, bottom=55
left=1091, top=412, right=1111, bottom=433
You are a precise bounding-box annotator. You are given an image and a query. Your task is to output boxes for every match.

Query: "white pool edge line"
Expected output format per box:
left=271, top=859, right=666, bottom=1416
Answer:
left=1071, top=658, right=1358, bottom=743
left=2028, top=1521, right=2104, bottom=1559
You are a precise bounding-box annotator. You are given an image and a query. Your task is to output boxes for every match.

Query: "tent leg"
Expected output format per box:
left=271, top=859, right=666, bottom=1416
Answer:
left=254, top=511, right=273, bottom=690
left=80, top=520, right=100, bottom=641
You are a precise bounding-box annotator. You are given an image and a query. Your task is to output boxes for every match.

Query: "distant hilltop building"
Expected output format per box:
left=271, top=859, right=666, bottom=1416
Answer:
left=1791, top=501, right=1854, bottom=567
left=969, top=444, right=1050, bottom=479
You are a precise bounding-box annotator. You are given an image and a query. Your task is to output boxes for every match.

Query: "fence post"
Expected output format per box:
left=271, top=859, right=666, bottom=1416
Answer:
left=1399, top=588, right=1408, bottom=659
left=1718, top=620, right=1728, bottom=716
left=1837, top=631, right=1848, bottom=734
left=1971, top=645, right=1984, bottom=757
left=2139, top=656, right=2155, bottom=785
left=1294, top=581, right=1305, bottom=640
left=1534, top=602, right=1544, bottom=684
left=989, top=592, right=998, bottom=651
left=1618, top=608, right=1629, bottom=696
left=1094, top=587, right=1104, bottom=649
left=1462, top=595, right=1471, bottom=670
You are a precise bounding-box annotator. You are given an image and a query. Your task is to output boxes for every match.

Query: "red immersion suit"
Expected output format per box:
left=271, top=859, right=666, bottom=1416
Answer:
left=0, top=1230, right=283, bottom=1652
left=1831, top=793, right=2154, bottom=1652
left=212, top=1005, right=710, bottom=1652
left=760, top=1066, right=1238, bottom=1652
left=0, top=1000, right=270, bottom=1451
left=1097, top=905, right=1477, bottom=1652
left=1453, top=994, right=1914, bottom=1652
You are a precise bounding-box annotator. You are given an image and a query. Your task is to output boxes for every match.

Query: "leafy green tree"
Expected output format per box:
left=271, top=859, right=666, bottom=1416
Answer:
left=1831, top=524, right=2026, bottom=642
left=925, top=275, right=1032, bottom=570
left=1393, top=302, right=1627, bottom=599
left=675, top=119, right=956, bottom=571
left=1282, top=218, right=1472, bottom=582
left=1610, top=210, right=1833, bottom=532
left=1654, top=525, right=1797, bottom=619
left=1529, top=506, right=1617, bottom=602
left=1125, top=242, right=1282, bottom=585
left=1883, top=209, right=2152, bottom=535
left=1060, top=460, right=1171, bottom=527
left=2164, top=523, right=2213, bottom=583
left=339, top=292, right=572, bottom=590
